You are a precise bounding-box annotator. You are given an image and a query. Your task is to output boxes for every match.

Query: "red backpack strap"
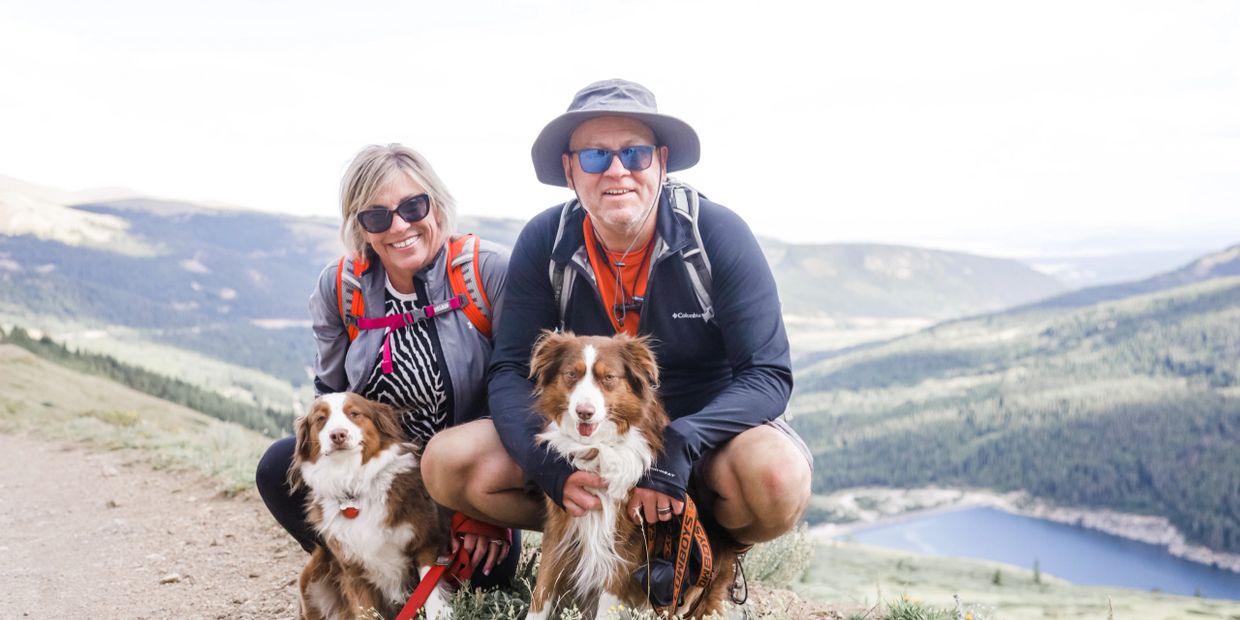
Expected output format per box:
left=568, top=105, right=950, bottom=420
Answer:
left=446, top=234, right=493, bottom=338
left=336, top=254, right=369, bottom=342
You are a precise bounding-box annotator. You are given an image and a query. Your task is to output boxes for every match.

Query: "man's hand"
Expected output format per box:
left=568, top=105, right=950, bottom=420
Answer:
left=562, top=470, right=608, bottom=517
left=627, top=486, right=684, bottom=524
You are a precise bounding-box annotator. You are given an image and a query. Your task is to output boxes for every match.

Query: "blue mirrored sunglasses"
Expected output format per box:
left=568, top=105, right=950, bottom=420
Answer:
left=569, top=145, right=656, bottom=174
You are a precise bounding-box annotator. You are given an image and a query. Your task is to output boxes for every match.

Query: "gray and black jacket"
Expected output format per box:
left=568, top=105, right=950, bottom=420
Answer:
left=309, top=238, right=509, bottom=426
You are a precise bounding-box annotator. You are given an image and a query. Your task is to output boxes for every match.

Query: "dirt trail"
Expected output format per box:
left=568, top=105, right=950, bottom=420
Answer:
left=0, top=432, right=304, bottom=619
left=0, top=432, right=845, bottom=620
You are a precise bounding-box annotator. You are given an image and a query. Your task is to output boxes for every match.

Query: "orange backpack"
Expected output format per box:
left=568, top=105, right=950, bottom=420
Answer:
left=335, top=234, right=493, bottom=342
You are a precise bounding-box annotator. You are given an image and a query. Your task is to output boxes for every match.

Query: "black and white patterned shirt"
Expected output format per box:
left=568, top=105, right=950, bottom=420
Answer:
left=359, top=277, right=452, bottom=445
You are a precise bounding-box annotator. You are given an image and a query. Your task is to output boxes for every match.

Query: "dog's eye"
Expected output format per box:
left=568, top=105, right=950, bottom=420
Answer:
left=562, top=370, right=579, bottom=381
left=602, top=373, right=619, bottom=387
left=346, top=410, right=360, bottom=418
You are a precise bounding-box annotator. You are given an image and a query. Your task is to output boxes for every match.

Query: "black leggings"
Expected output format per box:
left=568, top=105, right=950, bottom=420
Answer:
left=255, top=436, right=519, bottom=589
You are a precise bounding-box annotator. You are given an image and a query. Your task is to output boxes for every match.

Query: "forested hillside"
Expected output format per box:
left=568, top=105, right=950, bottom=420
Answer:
left=0, top=326, right=291, bottom=437
left=790, top=275, right=1240, bottom=553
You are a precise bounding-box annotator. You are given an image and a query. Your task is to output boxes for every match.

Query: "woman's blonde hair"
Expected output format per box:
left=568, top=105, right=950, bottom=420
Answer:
left=339, top=144, right=457, bottom=257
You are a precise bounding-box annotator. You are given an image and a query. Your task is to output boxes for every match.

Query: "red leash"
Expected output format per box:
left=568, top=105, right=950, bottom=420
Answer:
left=395, top=513, right=510, bottom=620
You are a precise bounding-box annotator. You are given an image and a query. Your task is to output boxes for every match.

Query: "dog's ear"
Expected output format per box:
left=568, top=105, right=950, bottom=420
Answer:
left=529, top=330, right=573, bottom=391
left=621, top=335, right=660, bottom=397
left=294, top=410, right=315, bottom=461
left=288, top=411, right=312, bottom=490
left=363, top=397, right=407, bottom=443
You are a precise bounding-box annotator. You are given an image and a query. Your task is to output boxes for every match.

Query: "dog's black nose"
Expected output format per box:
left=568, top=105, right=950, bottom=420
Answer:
left=575, top=402, right=596, bottom=421
left=330, top=428, right=349, bottom=446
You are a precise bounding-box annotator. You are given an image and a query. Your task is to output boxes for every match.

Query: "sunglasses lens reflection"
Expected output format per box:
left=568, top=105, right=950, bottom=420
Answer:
left=395, top=195, right=430, bottom=223
left=575, top=146, right=655, bottom=174
left=578, top=149, right=613, bottom=173
left=358, top=209, right=392, bottom=233
left=357, top=195, right=430, bottom=233
left=619, top=146, right=653, bottom=171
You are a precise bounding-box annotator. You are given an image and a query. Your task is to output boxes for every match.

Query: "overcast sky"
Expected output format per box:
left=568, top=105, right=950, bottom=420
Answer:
left=2, top=1, right=1237, bottom=257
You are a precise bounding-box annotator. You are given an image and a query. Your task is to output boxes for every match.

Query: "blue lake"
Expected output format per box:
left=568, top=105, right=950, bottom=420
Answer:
left=842, top=507, right=1240, bottom=600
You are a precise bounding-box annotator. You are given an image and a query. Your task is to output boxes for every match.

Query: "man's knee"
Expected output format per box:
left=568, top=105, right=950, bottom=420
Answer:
left=422, top=428, right=472, bottom=499
left=422, top=420, right=505, bottom=503
left=715, top=427, right=811, bottom=528
left=750, top=453, right=811, bottom=527
left=422, top=428, right=464, bottom=478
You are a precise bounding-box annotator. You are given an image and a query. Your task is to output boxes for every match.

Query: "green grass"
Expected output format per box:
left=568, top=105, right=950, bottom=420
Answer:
left=0, top=343, right=271, bottom=493
left=0, top=310, right=302, bottom=411
left=429, top=527, right=829, bottom=619
left=798, top=540, right=1240, bottom=620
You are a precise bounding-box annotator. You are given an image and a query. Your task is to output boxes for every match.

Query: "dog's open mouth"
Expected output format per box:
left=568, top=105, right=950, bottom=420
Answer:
left=577, top=422, right=598, bottom=437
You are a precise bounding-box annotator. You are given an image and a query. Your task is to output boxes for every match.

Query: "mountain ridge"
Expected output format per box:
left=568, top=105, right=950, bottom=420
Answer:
left=1029, top=243, right=1240, bottom=310
left=1, top=178, right=1070, bottom=385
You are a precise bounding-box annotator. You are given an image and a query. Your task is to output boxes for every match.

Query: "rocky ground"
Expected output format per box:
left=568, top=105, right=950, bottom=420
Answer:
left=0, top=432, right=303, bottom=619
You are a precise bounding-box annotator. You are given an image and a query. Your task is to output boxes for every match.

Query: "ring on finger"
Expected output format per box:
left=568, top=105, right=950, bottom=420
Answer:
left=656, top=505, right=673, bottom=515
left=489, top=539, right=504, bottom=546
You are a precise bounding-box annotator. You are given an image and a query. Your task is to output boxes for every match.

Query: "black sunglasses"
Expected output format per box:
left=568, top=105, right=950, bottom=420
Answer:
left=356, top=194, right=432, bottom=233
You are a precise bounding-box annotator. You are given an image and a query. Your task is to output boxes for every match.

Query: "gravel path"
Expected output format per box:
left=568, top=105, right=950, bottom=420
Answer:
left=0, top=432, right=304, bottom=619
left=0, top=431, right=847, bottom=619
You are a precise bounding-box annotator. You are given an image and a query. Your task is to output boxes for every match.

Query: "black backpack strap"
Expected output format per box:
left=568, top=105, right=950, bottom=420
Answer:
left=548, top=199, right=580, bottom=333
left=551, top=183, right=715, bottom=329
left=667, top=179, right=714, bottom=322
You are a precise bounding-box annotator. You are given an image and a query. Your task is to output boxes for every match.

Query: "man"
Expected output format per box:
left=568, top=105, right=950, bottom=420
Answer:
left=422, top=79, right=811, bottom=565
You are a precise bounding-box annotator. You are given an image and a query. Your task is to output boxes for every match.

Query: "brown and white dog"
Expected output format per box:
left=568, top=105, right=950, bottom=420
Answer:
left=290, top=393, right=452, bottom=620
left=525, top=332, right=733, bottom=620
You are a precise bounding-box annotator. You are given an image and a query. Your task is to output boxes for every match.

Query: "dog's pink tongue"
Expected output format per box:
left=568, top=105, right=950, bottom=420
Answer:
left=578, top=422, right=597, bottom=437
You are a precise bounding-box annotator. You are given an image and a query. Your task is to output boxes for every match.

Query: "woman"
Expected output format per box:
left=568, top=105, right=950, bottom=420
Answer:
left=255, top=143, right=515, bottom=586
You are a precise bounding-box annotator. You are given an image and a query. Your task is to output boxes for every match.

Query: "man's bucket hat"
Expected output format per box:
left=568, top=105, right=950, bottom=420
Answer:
left=531, top=79, right=700, bottom=187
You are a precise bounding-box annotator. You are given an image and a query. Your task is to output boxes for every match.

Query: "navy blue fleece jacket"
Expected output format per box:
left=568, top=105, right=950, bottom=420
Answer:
left=487, top=187, right=792, bottom=506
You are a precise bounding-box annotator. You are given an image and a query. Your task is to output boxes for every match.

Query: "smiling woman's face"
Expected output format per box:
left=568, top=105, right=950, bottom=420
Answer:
left=362, top=172, right=444, bottom=294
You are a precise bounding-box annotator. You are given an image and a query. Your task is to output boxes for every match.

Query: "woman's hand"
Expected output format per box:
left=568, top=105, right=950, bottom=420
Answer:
left=451, top=531, right=510, bottom=576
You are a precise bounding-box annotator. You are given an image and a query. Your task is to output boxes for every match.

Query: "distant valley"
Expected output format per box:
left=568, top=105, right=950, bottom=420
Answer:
left=5, top=174, right=1237, bottom=559
left=789, top=247, right=1240, bottom=554
left=1020, top=248, right=1215, bottom=288
left=2, top=175, right=1072, bottom=389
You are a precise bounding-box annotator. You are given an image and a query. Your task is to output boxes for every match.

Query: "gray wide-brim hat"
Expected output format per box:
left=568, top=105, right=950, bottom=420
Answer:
left=531, top=79, right=701, bottom=187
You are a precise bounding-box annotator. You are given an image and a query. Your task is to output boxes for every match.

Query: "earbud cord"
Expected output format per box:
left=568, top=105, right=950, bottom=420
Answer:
left=637, top=508, right=653, bottom=605
left=569, top=158, right=664, bottom=326
left=568, top=158, right=663, bottom=257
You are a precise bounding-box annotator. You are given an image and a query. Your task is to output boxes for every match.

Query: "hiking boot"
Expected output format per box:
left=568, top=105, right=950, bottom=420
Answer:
left=726, top=542, right=752, bottom=605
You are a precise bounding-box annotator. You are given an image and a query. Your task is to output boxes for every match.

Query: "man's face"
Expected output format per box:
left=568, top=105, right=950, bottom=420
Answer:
left=561, top=116, right=668, bottom=237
